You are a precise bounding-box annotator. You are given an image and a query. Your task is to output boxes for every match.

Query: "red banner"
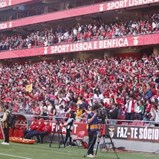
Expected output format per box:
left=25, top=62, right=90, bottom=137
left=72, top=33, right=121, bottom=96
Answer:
left=102, top=0, right=159, bottom=11
left=0, top=33, right=158, bottom=60
left=0, top=0, right=159, bottom=30
left=0, top=0, right=32, bottom=9
left=51, top=122, right=88, bottom=136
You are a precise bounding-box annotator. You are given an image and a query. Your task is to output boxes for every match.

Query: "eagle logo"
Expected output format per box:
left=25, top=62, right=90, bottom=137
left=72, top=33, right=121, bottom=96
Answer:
left=133, top=37, right=139, bottom=46
left=99, top=4, right=104, bottom=12
left=44, top=47, right=48, bottom=54
left=108, top=126, right=115, bottom=138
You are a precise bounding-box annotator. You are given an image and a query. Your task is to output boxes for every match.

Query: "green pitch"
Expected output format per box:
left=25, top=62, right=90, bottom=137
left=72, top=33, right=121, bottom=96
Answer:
left=0, top=141, right=158, bottom=159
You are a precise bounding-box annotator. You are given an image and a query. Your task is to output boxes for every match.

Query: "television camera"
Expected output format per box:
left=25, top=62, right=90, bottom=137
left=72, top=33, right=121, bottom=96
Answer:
left=92, top=104, right=109, bottom=124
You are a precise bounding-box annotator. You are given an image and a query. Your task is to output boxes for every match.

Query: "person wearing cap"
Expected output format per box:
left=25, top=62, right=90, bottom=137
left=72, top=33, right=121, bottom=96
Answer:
left=1, top=105, right=10, bottom=145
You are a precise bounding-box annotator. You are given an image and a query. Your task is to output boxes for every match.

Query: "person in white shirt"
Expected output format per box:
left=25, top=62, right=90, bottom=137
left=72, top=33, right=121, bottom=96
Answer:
left=125, top=96, right=136, bottom=120
left=63, top=111, right=75, bottom=147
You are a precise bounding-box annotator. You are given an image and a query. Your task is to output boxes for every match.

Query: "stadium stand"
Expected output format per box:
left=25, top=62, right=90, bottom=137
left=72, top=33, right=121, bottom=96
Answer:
left=0, top=0, right=159, bottom=149
left=0, top=54, right=158, bottom=124
left=0, top=12, right=159, bottom=51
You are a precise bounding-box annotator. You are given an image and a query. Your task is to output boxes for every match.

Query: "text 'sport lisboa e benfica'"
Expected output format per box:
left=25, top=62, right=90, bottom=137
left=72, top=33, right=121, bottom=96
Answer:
left=50, top=38, right=129, bottom=54
left=103, top=0, right=159, bottom=10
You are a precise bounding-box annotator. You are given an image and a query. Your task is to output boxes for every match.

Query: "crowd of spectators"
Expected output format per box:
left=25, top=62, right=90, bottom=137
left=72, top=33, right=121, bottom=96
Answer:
left=0, top=53, right=159, bottom=124
left=0, top=12, right=159, bottom=51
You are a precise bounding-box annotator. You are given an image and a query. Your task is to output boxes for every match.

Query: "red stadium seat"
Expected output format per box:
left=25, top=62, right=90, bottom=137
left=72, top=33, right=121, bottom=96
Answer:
left=73, top=131, right=86, bottom=148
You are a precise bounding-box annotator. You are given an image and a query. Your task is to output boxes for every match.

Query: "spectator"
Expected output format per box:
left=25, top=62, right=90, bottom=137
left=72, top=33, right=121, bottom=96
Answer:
left=109, top=104, right=119, bottom=125
left=76, top=104, right=83, bottom=122
left=0, top=12, right=159, bottom=51
left=125, top=96, right=136, bottom=120
left=135, top=100, right=144, bottom=120
left=0, top=53, right=158, bottom=124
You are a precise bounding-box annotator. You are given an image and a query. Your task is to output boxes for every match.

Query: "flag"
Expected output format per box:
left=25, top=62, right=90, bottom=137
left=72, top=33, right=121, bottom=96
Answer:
left=26, top=84, right=32, bottom=93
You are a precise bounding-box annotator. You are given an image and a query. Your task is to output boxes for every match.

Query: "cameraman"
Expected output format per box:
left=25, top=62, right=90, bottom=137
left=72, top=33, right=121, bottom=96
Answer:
left=87, top=105, right=99, bottom=158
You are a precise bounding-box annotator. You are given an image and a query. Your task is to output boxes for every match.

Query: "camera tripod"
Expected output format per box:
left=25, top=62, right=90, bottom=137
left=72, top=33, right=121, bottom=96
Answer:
left=97, top=133, right=120, bottom=159
left=84, top=126, right=119, bottom=159
left=49, top=120, right=65, bottom=148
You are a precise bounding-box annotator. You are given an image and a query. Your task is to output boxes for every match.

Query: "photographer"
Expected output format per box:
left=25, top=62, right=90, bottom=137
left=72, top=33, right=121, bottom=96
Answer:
left=64, top=111, right=75, bottom=147
left=86, top=105, right=99, bottom=158
left=0, top=105, right=10, bottom=145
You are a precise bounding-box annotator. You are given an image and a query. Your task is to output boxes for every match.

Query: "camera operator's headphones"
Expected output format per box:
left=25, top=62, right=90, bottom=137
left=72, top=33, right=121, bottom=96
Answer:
left=91, top=104, right=99, bottom=111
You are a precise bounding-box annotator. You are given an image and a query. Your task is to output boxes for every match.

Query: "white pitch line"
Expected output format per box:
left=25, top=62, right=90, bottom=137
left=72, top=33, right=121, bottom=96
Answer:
left=0, top=152, right=32, bottom=159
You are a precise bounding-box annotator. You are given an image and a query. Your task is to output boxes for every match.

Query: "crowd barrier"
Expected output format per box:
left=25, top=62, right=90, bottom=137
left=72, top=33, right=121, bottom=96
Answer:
left=0, top=113, right=159, bottom=144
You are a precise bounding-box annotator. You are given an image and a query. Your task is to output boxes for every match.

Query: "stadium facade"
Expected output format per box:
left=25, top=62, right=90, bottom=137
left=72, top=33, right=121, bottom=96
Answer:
left=0, top=0, right=159, bottom=152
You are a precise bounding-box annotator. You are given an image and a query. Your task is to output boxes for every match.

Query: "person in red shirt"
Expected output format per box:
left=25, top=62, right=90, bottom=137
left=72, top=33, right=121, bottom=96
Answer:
left=30, top=118, right=46, bottom=143
left=24, top=117, right=39, bottom=138
left=24, top=117, right=43, bottom=142
left=39, top=121, right=52, bottom=143
left=28, top=118, right=45, bottom=143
